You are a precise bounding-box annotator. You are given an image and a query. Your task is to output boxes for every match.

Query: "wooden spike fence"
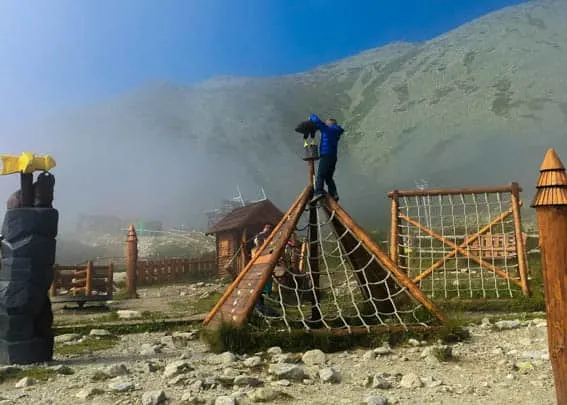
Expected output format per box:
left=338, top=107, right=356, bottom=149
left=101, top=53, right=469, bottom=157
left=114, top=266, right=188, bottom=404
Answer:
left=136, top=257, right=216, bottom=285
left=50, top=261, right=114, bottom=299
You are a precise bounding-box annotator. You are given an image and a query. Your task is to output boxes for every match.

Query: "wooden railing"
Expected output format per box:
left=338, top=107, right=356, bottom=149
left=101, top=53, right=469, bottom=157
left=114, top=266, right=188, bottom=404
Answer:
left=136, top=257, right=217, bottom=285
left=50, top=261, right=114, bottom=298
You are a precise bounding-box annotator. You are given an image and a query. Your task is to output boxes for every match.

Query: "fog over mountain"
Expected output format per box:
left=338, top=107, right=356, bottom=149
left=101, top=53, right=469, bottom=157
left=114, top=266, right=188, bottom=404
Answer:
left=2, top=0, right=566, bottom=233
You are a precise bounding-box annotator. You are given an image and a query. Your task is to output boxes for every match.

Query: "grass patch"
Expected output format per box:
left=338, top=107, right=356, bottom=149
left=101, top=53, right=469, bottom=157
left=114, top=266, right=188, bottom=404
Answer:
left=201, top=320, right=470, bottom=355
left=0, top=367, right=56, bottom=384
left=169, top=291, right=222, bottom=314
left=54, top=318, right=202, bottom=336
left=55, top=336, right=119, bottom=356
left=91, top=371, right=112, bottom=382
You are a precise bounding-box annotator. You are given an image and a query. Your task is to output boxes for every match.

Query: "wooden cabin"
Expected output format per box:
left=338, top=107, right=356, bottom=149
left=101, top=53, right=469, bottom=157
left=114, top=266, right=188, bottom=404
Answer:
left=206, top=200, right=284, bottom=277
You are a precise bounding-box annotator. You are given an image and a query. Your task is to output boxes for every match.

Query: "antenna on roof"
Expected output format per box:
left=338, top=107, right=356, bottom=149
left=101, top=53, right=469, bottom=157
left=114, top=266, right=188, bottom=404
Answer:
left=261, top=187, right=267, bottom=200
left=235, top=185, right=245, bottom=207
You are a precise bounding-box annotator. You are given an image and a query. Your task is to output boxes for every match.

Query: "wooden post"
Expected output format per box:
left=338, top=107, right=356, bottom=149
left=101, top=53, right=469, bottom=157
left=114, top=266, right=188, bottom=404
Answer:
left=85, top=261, right=93, bottom=297
left=510, top=182, right=530, bottom=296
left=309, top=193, right=321, bottom=324
left=50, top=265, right=58, bottom=297
left=241, top=228, right=248, bottom=270
left=126, top=224, right=138, bottom=298
left=390, top=190, right=400, bottom=265
left=308, top=160, right=315, bottom=187
left=531, top=148, right=567, bottom=405
left=107, top=263, right=114, bottom=297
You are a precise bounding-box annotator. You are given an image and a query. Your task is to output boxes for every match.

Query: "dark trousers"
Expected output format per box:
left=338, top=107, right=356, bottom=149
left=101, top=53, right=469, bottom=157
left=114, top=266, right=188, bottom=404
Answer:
left=315, top=155, right=338, bottom=197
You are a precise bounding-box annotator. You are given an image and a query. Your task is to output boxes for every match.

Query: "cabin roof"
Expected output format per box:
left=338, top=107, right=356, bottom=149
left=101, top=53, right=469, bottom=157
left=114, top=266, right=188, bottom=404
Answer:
left=206, top=200, right=284, bottom=234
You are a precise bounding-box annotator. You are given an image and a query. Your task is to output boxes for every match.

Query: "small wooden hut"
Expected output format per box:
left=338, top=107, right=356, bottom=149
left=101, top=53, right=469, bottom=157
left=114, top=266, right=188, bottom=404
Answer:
left=206, top=200, right=284, bottom=277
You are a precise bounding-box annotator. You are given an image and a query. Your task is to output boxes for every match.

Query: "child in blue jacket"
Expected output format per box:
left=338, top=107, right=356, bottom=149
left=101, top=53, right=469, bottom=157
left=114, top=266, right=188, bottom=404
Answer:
left=309, top=114, right=344, bottom=203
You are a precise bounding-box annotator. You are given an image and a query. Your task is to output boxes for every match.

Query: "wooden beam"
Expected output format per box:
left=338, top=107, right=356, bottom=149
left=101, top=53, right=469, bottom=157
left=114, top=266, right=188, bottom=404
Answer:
left=203, top=186, right=310, bottom=326
left=412, top=208, right=514, bottom=283
left=399, top=213, right=524, bottom=289
left=323, top=195, right=446, bottom=323
left=387, top=185, right=518, bottom=198
left=510, top=182, right=531, bottom=296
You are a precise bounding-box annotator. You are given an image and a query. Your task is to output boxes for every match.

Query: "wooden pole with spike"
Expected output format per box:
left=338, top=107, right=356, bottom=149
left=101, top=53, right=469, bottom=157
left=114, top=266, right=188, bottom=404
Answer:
left=531, top=148, right=567, bottom=405
left=126, top=225, right=138, bottom=299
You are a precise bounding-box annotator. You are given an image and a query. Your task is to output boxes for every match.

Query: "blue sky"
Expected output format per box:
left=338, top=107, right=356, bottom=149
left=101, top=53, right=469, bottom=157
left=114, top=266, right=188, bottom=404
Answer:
left=0, top=0, right=525, bottom=129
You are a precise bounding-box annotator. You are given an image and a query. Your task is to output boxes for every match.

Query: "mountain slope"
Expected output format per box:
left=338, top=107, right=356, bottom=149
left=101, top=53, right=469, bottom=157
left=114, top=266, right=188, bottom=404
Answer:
left=13, top=0, right=567, bottom=229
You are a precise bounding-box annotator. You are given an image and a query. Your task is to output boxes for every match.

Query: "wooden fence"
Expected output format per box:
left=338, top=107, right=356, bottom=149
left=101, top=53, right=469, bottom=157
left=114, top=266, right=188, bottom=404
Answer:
left=136, top=257, right=217, bottom=285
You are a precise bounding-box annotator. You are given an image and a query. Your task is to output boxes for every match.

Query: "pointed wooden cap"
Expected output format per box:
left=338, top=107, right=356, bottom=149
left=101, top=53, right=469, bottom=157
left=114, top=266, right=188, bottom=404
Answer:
left=532, top=149, right=567, bottom=207
left=127, top=224, right=138, bottom=241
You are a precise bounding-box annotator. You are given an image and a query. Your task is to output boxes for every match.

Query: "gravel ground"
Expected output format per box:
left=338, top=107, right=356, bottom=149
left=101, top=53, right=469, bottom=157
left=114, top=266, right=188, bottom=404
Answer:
left=0, top=317, right=555, bottom=405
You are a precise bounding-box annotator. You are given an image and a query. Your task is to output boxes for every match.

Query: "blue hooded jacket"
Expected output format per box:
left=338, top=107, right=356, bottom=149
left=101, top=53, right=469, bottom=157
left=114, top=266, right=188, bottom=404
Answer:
left=309, top=114, right=344, bottom=157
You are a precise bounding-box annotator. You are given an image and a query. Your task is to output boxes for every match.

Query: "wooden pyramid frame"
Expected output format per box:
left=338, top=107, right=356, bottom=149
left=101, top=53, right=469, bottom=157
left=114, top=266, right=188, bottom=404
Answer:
left=204, top=156, right=446, bottom=332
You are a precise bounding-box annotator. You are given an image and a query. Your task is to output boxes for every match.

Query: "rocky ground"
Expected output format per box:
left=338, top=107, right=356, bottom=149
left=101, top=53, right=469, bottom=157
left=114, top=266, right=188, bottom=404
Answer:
left=0, top=316, right=555, bottom=405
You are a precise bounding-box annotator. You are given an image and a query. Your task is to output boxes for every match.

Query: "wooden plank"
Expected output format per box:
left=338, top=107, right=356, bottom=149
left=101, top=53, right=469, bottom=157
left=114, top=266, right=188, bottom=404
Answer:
left=387, top=185, right=518, bottom=198
left=203, top=186, right=310, bottom=326
left=412, top=209, right=513, bottom=283
left=399, top=213, right=524, bottom=289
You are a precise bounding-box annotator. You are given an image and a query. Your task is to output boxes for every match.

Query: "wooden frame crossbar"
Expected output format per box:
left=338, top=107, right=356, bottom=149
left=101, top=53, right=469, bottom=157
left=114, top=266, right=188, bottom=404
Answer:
left=411, top=209, right=513, bottom=283
left=389, top=182, right=531, bottom=297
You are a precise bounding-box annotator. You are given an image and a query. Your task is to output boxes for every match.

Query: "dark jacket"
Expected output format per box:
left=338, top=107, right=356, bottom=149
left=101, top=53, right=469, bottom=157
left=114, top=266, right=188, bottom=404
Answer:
left=294, top=120, right=318, bottom=137
left=309, top=114, right=344, bottom=157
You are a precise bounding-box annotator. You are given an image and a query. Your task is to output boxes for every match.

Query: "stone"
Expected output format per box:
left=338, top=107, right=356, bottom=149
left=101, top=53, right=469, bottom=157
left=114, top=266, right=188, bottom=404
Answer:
left=117, top=310, right=142, bottom=319
left=272, top=353, right=293, bottom=364
left=15, top=377, right=36, bottom=388
left=89, top=329, right=113, bottom=337
left=140, top=343, right=162, bottom=356
left=51, top=365, right=74, bottom=375
left=374, top=346, right=392, bottom=356
left=365, top=395, right=389, bottom=405
left=276, top=379, right=291, bottom=386
left=519, top=350, right=548, bottom=360
left=244, top=356, right=263, bottom=367
left=160, top=336, right=176, bottom=348
left=363, top=350, right=376, bottom=361
left=212, top=352, right=236, bottom=365
left=319, top=367, right=341, bottom=384
left=214, top=396, right=236, bottom=405
left=494, top=320, right=521, bottom=330
left=144, top=361, right=160, bottom=373
left=247, top=388, right=281, bottom=403
left=108, top=381, right=135, bottom=392
left=301, top=349, right=326, bottom=366
left=142, top=390, right=167, bottom=405
left=104, top=363, right=130, bottom=377
left=268, top=364, right=306, bottom=381
left=75, top=387, right=101, bottom=400
left=372, top=375, right=393, bottom=389
left=181, top=392, right=207, bottom=404
left=400, top=373, right=423, bottom=389
left=234, top=375, right=263, bottom=387
left=266, top=347, right=283, bottom=356
left=54, top=333, right=81, bottom=344
left=164, top=360, right=193, bottom=379
left=168, top=375, right=188, bottom=386
left=421, top=375, right=443, bottom=388
left=408, top=339, right=420, bottom=347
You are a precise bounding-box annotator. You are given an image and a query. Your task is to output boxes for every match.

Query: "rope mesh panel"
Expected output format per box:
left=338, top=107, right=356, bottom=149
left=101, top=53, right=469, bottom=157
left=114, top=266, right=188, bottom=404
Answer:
left=250, top=205, right=436, bottom=332
left=397, top=191, right=522, bottom=299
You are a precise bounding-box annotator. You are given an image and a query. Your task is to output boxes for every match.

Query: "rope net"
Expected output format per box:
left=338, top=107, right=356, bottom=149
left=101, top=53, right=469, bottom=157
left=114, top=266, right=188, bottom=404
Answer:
left=396, top=191, right=525, bottom=299
left=249, top=204, right=438, bottom=332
